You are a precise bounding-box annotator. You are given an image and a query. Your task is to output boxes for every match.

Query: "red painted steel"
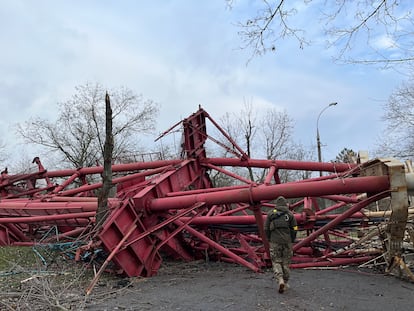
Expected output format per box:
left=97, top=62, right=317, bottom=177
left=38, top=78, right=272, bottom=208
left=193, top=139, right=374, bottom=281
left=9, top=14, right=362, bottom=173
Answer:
left=206, top=157, right=355, bottom=172
left=148, top=176, right=389, bottom=211
left=0, top=107, right=405, bottom=279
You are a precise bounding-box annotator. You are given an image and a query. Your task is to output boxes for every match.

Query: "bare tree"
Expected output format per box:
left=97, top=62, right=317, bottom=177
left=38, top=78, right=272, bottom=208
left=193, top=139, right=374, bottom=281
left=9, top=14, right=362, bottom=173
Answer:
left=258, top=108, right=314, bottom=182
left=0, top=139, right=6, bottom=168
left=96, top=92, right=114, bottom=227
left=220, top=101, right=257, bottom=180
left=217, top=103, right=310, bottom=183
left=261, top=108, right=292, bottom=160
left=376, top=79, right=414, bottom=159
left=228, top=0, right=414, bottom=66
left=16, top=83, right=159, bottom=168
left=284, top=141, right=314, bottom=181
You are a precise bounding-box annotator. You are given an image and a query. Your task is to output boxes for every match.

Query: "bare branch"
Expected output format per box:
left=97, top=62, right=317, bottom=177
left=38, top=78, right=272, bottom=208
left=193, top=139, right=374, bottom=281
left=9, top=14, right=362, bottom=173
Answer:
left=216, top=101, right=312, bottom=183
left=230, top=0, right=414, bottom=67
left=15, top=83, right=159, bottom=168
left=236, top=0, right=309, bottom=61
left=377, top=78, right=414, bottom=159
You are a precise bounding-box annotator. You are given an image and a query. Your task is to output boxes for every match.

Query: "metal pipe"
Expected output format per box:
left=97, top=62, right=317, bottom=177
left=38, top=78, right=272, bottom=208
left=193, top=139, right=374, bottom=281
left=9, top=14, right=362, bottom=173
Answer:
left=174, top=219, right=260, bottom=272
left=0, top=212, right=95, bottom=223
left=204, top=163, right=254, bottom=185
left=178, top=207, right=400, bottom=225
left=291, top=256, right=372, bottom=268
left=264, top=165, right=277, bottom=185
left=43, top=160, right=181, bottom=178
left=293, top=191, right=389, bottom=251
left=206, top=157, right=353, bottom=172
left=58, top=166, right=168, bottom=196
left=42, top=227, right=89, bottom=243
left=148, top=176, right=390, bottom=212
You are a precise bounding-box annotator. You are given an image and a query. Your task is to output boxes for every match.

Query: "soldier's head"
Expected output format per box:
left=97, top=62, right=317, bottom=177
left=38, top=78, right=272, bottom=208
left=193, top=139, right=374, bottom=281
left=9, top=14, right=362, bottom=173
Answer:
left=275, top=196, right=287, bottom=207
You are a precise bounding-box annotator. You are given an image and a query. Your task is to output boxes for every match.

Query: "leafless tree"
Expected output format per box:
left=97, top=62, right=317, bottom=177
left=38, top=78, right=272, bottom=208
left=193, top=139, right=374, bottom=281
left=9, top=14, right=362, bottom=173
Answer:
left=16, top=83, right=159, bottom=168
left=217, top=102, right=312, bottom=183
left=96, top=92, right=114, bottom=227
left=376, top=79, right=414, bottom=159
left=261, top=107, right=292, bottom=160
left=0, top=139, right=7, bottom=168
left=219, top=101, right=257, bottom=180
left=258, top=108, right=314, bottom=182
left=228, top=0, right=414, bottom=66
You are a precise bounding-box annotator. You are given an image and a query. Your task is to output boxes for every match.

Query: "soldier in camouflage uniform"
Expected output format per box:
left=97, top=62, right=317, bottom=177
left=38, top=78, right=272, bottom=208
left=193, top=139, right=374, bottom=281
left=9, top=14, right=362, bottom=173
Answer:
left=264, top=196, right=298, bottom=293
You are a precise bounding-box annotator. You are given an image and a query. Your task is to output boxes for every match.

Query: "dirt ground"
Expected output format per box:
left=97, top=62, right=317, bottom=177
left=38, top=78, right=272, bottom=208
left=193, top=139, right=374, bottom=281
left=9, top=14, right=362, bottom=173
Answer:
left=1, top=257, right=414, bottom=311
left=85, top=260, right=414, bottom=311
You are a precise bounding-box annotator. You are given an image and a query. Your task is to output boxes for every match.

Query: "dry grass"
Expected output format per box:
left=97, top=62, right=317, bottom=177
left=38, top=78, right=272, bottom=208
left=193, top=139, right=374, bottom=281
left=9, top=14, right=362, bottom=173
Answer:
left=0, top=246, right=130, bottom=311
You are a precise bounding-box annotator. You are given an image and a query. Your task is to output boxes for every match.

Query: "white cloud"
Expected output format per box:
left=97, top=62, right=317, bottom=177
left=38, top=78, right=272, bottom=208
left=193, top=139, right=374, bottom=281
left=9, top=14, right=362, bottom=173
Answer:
left=0, top=0, right=407, bottom=166
left=373, top=35, right=397, bottom=50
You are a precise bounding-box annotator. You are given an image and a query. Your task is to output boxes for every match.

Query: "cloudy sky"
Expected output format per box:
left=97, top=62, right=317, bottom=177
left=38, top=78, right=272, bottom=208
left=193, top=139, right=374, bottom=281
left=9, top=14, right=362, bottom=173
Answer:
left=0, top=1, right=411, bottom=168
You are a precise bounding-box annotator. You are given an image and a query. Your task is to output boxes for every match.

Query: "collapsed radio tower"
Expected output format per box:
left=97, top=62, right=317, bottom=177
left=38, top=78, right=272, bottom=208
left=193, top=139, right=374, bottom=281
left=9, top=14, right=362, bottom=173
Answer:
left=0, top=108, right=413, bottom=293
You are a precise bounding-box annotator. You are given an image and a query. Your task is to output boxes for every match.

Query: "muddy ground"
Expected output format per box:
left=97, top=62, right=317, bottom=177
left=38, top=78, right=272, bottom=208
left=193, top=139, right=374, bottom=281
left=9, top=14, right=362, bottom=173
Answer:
left=1, top=258, right=414, bottom=311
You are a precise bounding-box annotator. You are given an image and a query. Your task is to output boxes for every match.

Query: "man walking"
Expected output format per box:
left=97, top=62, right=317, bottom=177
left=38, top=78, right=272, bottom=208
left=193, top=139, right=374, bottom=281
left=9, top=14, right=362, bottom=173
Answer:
left=264, top=196, right=298, bottom=293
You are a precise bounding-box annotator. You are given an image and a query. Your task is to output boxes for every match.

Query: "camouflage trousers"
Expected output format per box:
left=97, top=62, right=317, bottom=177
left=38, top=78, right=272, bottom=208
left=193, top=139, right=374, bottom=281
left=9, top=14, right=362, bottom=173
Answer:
left=269, top=242, right=293, bottom=282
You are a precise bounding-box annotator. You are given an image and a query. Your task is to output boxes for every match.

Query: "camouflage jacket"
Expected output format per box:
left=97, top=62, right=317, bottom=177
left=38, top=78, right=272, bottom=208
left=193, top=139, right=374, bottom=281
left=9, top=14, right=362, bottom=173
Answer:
left=264, top=205, right=297, bottom=244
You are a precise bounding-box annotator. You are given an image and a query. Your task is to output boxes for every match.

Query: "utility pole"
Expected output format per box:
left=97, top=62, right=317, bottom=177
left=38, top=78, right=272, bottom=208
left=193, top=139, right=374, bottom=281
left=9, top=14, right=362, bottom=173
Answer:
left=317, top=102, right=338, bottom=177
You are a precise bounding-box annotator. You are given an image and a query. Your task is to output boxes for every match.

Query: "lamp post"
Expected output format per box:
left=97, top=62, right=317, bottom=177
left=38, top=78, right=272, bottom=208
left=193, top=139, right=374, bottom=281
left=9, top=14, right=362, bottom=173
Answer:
left=316, top=102, right=338, bottom=177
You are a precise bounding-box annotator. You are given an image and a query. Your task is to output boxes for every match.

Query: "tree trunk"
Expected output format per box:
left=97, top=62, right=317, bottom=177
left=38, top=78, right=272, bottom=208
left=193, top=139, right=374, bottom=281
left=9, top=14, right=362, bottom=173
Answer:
left=96, top=92, right=113, bottom=228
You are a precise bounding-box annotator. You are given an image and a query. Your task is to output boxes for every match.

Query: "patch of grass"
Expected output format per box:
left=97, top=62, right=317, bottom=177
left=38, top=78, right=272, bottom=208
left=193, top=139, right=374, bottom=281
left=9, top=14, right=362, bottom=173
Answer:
left=0, top=246, right=40, bottom=271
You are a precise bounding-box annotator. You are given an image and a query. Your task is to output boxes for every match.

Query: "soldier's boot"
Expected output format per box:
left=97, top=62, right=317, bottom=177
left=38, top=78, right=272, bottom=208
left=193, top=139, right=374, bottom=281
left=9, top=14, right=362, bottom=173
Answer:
left=284, top=279, right=289, bottom=291
left=278, top=278, right=285, bottom=293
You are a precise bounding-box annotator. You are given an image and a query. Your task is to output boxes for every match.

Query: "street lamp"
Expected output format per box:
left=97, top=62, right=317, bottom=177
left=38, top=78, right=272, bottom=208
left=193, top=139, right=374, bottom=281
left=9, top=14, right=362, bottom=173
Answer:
left=316, top=102, right=338, bottom=177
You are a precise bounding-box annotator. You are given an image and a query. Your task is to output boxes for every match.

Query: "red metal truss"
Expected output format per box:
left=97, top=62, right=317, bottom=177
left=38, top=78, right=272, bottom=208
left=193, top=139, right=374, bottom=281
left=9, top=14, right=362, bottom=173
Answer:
left=0, top=108, right=410, bottom=278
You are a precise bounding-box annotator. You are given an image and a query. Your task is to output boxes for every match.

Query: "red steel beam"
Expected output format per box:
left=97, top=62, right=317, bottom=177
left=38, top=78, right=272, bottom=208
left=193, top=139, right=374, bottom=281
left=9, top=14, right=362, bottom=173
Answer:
left=0, top=201, right=98, bottom=211
left=0, top=212, right=95, bottom=223
left=148, top=176, right=390, bottom=212
left=58, top=167, right=169, bottom=196
left=205, top=157, right=356, bottom=172
left=42, top=160, right=182, bottom=178
left=178, top=210, right=386, bottom=225
left=293, top=191, right=390, bottom=251
left=173, top=219, right=260, bottom=272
